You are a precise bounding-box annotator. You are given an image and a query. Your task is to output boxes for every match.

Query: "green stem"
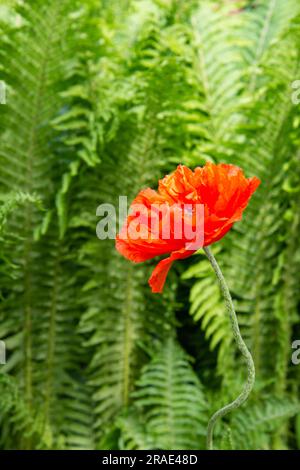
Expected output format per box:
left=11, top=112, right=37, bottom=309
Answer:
left=204, top=246, right=255, bottom=450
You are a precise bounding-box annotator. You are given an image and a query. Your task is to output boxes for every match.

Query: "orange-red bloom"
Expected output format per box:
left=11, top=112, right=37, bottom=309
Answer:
left=116, top=162, right=260, bottom=293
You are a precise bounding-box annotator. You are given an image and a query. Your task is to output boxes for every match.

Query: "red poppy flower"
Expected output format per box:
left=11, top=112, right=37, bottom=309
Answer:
left=116, top=162, right=260, bottom=293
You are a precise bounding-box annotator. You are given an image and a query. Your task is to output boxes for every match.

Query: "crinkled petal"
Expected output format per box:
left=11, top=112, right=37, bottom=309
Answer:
left=149, top=248, right=194, bottom=293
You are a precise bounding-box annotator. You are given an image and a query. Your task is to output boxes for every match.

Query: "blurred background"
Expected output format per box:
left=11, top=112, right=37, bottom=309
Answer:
left=0, top=0, right=300, bottom=450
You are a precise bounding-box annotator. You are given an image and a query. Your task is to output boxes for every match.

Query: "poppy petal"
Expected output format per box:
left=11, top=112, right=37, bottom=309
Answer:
left=149, top=248, right=194, bottom=293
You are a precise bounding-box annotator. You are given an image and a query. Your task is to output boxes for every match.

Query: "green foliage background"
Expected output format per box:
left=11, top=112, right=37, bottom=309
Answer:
left=0, top=0, right=300, bottom=450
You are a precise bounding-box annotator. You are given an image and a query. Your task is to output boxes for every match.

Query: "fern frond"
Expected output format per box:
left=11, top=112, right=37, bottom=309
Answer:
left=230, top=397, right=300, bottom=450
left=0, top=0, right=101, bottom=449
left=120, top=337, right=208, bottom=450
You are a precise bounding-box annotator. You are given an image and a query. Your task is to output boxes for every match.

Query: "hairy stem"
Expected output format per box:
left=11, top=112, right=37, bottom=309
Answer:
left=204, top=246, right=255, bottom=450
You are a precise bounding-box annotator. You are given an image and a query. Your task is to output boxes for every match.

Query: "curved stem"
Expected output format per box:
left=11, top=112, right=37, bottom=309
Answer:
left=204, top=246, right=255, bottom=450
